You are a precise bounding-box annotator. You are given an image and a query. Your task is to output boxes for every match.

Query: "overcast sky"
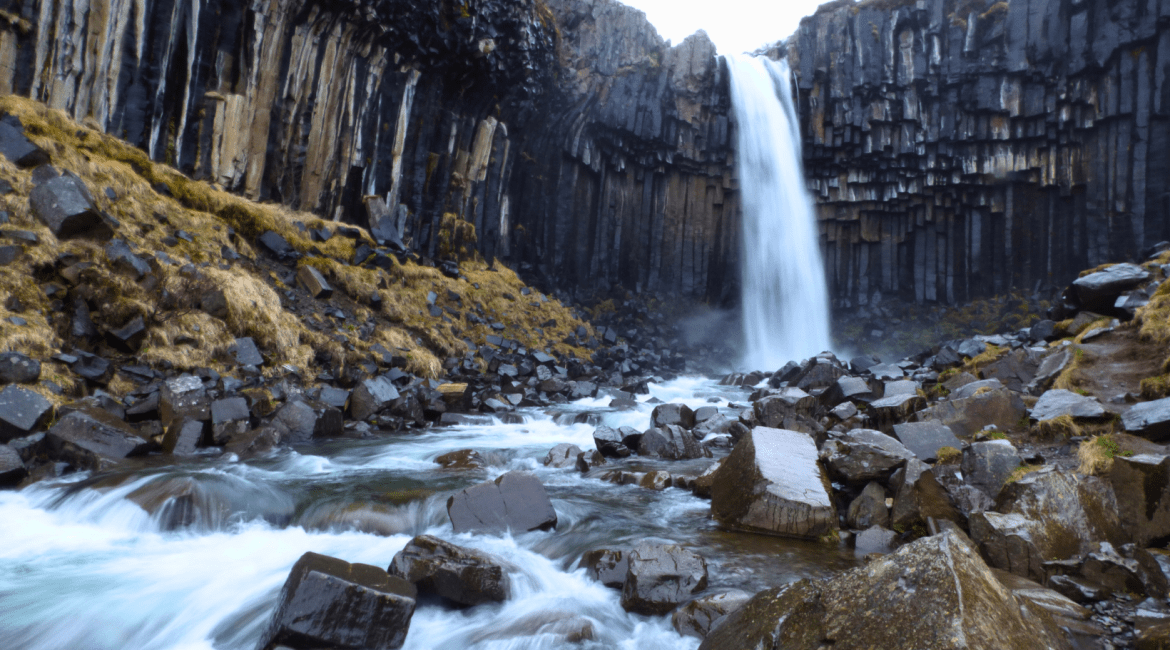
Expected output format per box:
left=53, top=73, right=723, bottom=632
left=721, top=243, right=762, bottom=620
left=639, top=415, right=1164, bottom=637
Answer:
left=616, top=0, right=829, bottom=55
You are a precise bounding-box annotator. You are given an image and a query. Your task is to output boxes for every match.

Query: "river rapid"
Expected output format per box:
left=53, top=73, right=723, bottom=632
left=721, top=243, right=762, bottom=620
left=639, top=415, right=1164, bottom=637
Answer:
left=0, top=377, right=857, bottom=650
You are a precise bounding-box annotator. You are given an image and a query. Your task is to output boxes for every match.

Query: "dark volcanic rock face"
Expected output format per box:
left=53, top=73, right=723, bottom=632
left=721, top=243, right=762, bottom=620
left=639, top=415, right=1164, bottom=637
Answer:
left=787, top=0, right=1170, bottom=308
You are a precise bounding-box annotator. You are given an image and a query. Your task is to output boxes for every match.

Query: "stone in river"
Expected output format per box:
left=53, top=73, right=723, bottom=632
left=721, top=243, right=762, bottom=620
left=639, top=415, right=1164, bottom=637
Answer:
left=387, top=535, right=509, bottom=606
left=446, top=471, right=557, bottom=534
left=710, top=427, right=836, bottom=540
left=581, top=548, right=628, bottom=589
left=673, top=590, right=753, bottom=639
left=258, top=551, right=416, bottom=650
left=620, top=541, right=709, bottom=615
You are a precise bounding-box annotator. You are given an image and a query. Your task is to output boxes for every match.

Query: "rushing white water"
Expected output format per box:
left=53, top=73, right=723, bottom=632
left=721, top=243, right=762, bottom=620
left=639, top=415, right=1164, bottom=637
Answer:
left=728, top=54, right=833, bottom=370
left=0, top=377, right=855, bottom=650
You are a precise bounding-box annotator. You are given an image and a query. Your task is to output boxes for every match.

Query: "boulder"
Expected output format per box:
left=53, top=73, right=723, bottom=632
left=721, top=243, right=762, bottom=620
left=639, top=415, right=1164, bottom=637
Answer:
left=891, top=459, right=963, bottom=531
left=351, top=377, right=400, bottom=421
left=891, top=421, right=962, bottom=462
left=256, top=230, right=297, bottom=261
left=916, top=388, right=1026, bottom=438
left=592, top=425, right=631, bottom=457
left=1031, top=389, right=1106, bottom=422
left=0, top=443, right=27, bottom=486
left=710, top=427, right=836, bottom=539
left=209, top=397, right=250, bottom=445
left=980, top=351, right=1037, bottom=393
left=162, top=418, right=204, bottom=455
left=387, top=535, right=508, bottom=606
left=296, top=265, right=333, bottom=299
left=446, top=471, right=557, bottom=534
left=995, top=467, right=1123, bottom=556
left=1073, top=263, right=1151, bottom=310
left=620, top=541, right=709, bottom=615
left=651, top=403, right=695, bottom=429
left=44, top=409, right=152, bottom=471
left=846, top=481, right=889, bottom=529
left=581, top=548, right=627, bottom=588
left=822, top=376, right=873, bottom=406
left=969, top=512, right=1050, bottom=580
left=672, top=590, right=753, bottom=639
left=883, top=379, right=920, bottom=396
left=159, top=375, right=210, bottom=425
left=698, top=531, right=1072, bottom=650
left=258, top=551, right=416, bottom=650
left=228, top=337, right=264, bottom=367
left=1028, top=349, right=1073, bottom=395
left=1109, top=454, right=1170, bottom=546
left=868, top=393, right=926, bottom=431
left=960, top=441, right=1021, bottom=498
left=992, top=570, right=1102, bottom=648
left=544, top=443, right=582, bottom=468
left=1080, top=543, right=1146, bottom=596
left=638, top=425, right=708, bottom=460
left=434, top=449, right=484, bottom=469
left=1124, top=397, right=1170, bottom=441
left=854, top=525, right=898, bottom=555
left=273, top=400, right=342, bottom=443
left=0, top=115, right=49, bottom=167
left=822, top=429, right=913, bottom=483
left=949, top=379, right=1004, bottom=401
left=0, top=351, right=40, bottom=384
left=0, top=385, right=52, bottom=442
left=29, top=173, right=106, bottom=239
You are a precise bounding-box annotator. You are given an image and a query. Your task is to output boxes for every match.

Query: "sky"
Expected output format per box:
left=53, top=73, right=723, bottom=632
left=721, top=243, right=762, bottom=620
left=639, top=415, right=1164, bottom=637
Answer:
left=616, top=0, right=829, bottom=55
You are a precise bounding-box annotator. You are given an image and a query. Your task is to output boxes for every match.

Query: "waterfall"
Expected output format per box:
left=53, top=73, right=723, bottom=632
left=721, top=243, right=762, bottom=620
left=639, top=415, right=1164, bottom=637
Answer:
left=727, top=53, right=832, bottom=371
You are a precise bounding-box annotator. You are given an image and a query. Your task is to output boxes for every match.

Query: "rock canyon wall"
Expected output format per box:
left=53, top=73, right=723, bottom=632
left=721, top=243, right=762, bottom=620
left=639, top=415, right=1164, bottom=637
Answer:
left=0, top=0, right=737, bottom=302
left=1, top=0, right=1166, bottom=309
left=786, top=0, right=1170, bottom=308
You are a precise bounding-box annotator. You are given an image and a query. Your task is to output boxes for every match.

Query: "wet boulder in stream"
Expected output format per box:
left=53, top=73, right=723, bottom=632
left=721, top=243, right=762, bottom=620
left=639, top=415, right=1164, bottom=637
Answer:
left=651, top=403, right=695, bottom=429
left=710, top=427, right=837, bottom=540
left=592, top=425, right=631, bottom=457
left=446, top=471, right=557, bottom=534
left=387, top=535, right=509, bottom=606
left=581, top=548, right=628, bottom=588
left=673, top=589, right=753, bottom=639
left=638, top=425, right=709, bottom=460
left=259, top=551, right=416, bottom=650
left=44, top=408, right=151, bottom=471
left=620, top=541, right=709, bottom=615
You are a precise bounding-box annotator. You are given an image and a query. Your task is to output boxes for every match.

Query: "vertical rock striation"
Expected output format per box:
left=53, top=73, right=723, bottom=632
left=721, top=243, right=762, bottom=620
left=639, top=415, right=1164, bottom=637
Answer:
left=0, top=0, right=737, bottom=302
left=786, top=0, right=1170, bottom=307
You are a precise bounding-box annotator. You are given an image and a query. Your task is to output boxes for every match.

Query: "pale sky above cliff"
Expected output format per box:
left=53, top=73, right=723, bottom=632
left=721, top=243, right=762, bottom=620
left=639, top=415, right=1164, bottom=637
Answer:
left=618, top=0, right=827, bottom=55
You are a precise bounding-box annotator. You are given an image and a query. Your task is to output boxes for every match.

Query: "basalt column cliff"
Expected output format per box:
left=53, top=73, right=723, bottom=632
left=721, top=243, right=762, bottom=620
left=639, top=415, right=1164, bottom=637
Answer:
left=0, top=0, right=738, bottom=302
left=787, top=0, right=1170, bottom=308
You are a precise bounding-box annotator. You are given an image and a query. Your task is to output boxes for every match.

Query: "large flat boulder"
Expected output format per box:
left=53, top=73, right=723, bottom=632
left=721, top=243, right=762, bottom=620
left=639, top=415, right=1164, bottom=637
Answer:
left=387, top=535, right=509, bottom=606
left=868, top=393, right=926, bottom=431
left=1124, top=397, right=1170, bottom=441
left=1031, top=389, right=1106, bottom=422
left=446, top=471, right=557, bottom=534
left=258, top=551, right=416, bottom=650
left=44, top=409, right=151, bottom=471
left=710, top=427, right=836, bottom=540
left=0, top=385, right=52, bottom=442
left=821, top=429, right=913, bottom=483
left=620, top=541, right=708, bottom=615
left=892, top=421, right=961, bottom=462
left=1073, top=263, right=1151, bottom=310
left=916, top=388, right=1026, bottom=438
left=960, top=440, right=1020, bottom=499
left=698, top=531, right=1072, bottom=650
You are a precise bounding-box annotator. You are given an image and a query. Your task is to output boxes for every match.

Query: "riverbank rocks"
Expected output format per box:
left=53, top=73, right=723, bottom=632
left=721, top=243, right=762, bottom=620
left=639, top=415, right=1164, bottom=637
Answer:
left=544, top=443, right=582, bottom=468
left=673, top=590, right=753, bottom=639
left=651, top=403, right=695, bottom=429
left=44, top=409, right=152, bottom=471
left=710, top=427, right=836, bottom=540
left=447, top=471, right=557, bottom=534
left=620, top=541, right=708, bottom=615
left=0, top=385, right=52, bottom=442
left=892, top=421, right=962, bottom=462
left=387, top=535, right=509, bottom=606
left=1031, top=389, right=1107, bottom=422
left=1124, top=398, right=1170, bottom=441
left=259, top=551, right=416, bottom=650
left=698, top=531, right=1071, bottom=650
left=351, top=377, right=400, bottom=422
left=0, top=443, right=27, bottom=486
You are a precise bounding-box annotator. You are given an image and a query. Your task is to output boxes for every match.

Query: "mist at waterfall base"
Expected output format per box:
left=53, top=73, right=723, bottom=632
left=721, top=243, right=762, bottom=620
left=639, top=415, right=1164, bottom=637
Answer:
left=0, top=377, right=856, bottom=650
left=727, top=54, right=833, bottom=372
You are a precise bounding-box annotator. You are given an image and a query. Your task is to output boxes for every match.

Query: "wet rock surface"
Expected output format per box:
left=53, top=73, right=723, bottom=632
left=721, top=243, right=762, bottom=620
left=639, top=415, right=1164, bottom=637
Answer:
left=620, top=541, right=709, bottom=616
left=387, top=535, right=509, bottom=606
left=446, top=471, right=557, bottom=535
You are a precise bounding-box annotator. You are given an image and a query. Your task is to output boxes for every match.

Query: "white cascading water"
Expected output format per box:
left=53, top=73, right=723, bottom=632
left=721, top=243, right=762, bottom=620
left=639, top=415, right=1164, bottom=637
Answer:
left=727, top=54, right=832, bottom=370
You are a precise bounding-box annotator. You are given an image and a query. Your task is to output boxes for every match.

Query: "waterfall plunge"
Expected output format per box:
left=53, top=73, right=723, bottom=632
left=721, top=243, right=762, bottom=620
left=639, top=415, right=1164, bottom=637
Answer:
left=728, top=54, right=832, bottom=370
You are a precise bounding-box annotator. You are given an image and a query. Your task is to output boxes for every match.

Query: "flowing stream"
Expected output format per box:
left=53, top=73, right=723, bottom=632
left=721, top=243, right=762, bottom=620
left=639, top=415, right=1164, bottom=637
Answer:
left=728, top=54, right=833, bottom=370
left=0, top=377, right=856, bottom=650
